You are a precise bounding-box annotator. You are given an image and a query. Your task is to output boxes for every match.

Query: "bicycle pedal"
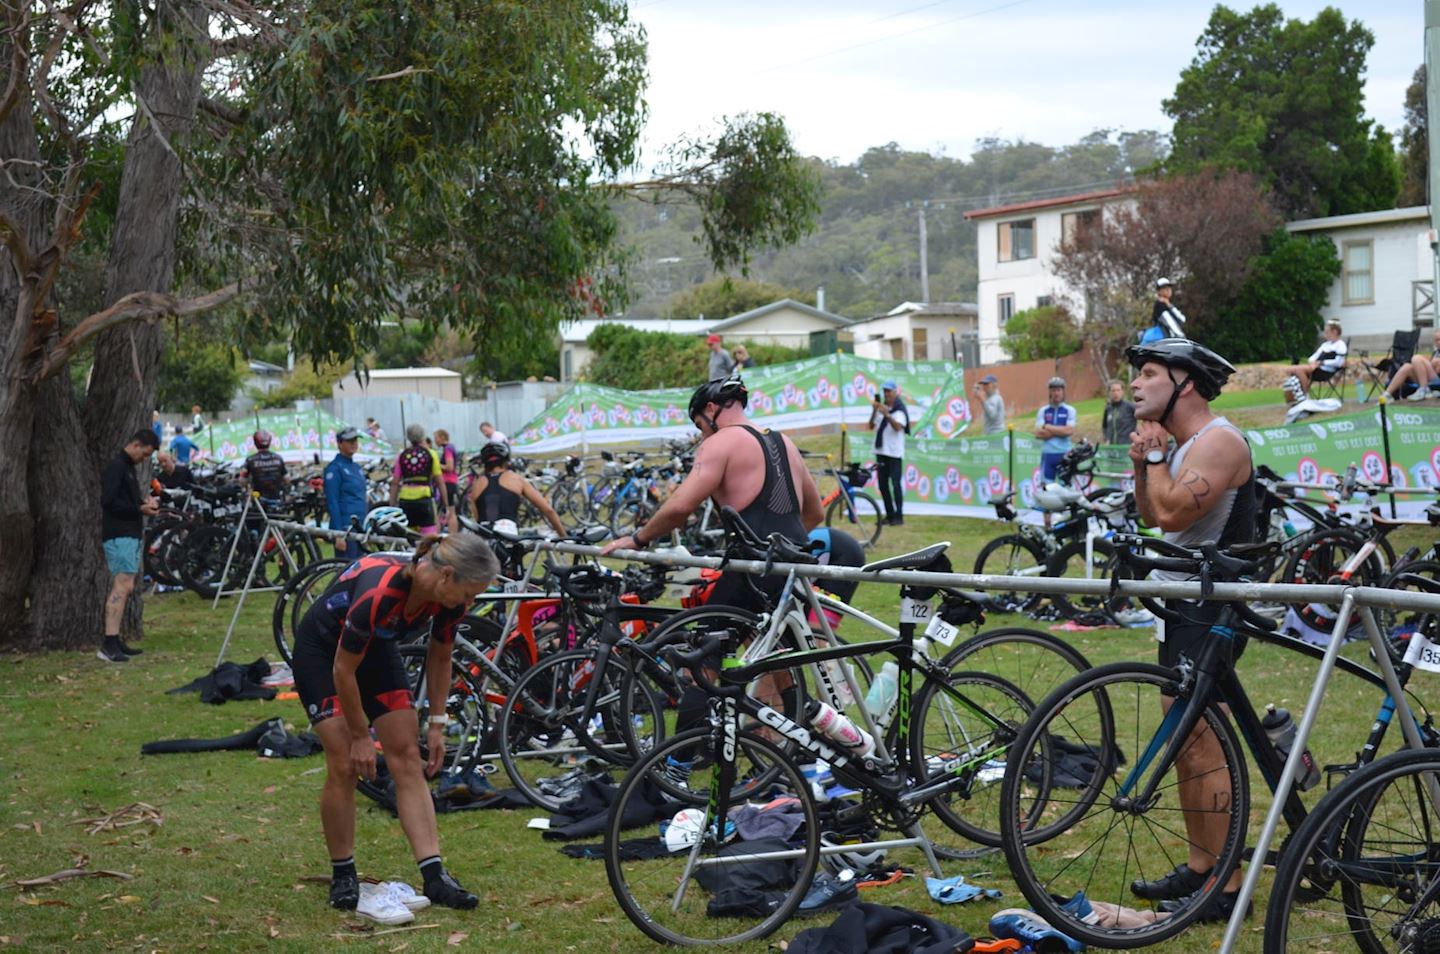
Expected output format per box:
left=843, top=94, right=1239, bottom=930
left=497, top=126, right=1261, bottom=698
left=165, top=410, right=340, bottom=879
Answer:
left=1239, top=845, right=1281, bottom=867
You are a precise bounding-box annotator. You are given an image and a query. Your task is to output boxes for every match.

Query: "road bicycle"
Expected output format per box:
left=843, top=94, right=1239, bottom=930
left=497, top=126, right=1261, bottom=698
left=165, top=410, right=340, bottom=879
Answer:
left=997, top=533, right=1437, bottom=947
left=817, top=458, right=884, bottom=549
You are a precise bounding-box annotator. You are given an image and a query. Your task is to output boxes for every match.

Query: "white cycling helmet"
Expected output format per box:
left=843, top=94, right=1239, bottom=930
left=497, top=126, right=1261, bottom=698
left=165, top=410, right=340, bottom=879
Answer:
left=1032, top=483, right=1083, bottom=513
left=363, top=506, right=409, bottom=535
left=663, top=808, right=708, bottom=853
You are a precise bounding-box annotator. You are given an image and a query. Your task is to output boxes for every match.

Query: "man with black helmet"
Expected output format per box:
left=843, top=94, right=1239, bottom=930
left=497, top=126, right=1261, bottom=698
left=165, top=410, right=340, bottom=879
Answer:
left=325, top=427, right=368, bottom=559
left=466, top=441, right=566, bottom=537
left=1125, top=337, right=1255, bottom=923
left=601, top=373, right=824, bottom=607
left=243, top=430, right=288, bottom=501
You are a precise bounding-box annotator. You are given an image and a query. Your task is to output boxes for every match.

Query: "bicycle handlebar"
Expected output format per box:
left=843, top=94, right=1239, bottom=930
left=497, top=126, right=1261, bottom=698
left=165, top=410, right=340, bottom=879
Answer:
left=1109, top=534, right=1278, bottom=632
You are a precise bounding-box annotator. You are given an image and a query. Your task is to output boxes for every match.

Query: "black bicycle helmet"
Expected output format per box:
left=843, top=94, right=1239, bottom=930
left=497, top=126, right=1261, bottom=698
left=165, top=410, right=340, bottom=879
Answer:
left=688, top=372, right=748, bottom=430
left=1127, top=337, right=1235, bottom=424
left=479, top=441, right=511, bottom=469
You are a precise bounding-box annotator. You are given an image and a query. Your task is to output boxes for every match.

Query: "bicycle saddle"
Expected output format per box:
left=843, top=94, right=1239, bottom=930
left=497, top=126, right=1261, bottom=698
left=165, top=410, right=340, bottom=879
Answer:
left=862, top=542, right=952, bottom=573
left=718, top=506, right=817, bottom=565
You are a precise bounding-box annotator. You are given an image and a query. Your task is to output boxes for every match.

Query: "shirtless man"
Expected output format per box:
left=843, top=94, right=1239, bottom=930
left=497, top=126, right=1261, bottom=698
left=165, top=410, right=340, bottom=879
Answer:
left=1126, top=337, right=1256, bottom=923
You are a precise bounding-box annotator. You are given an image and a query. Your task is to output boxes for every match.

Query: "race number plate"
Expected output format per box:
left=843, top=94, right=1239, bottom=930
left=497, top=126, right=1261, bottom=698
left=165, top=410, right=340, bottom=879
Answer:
left=924, top=614, right=960, bottom=646
left=899, top=597, right=932, bottom=624
left=1403, top=633, right=1440, bottom=673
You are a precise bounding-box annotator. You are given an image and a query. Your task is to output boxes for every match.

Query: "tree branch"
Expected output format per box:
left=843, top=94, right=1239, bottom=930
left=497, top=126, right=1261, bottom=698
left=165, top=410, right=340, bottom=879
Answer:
left=0, top=209, right=36, bottom=277
left=198, top=94, right=245, bottom=126
left=34, top=279, right=248, bottom=382
left=0, top=5, right=30, bottom=128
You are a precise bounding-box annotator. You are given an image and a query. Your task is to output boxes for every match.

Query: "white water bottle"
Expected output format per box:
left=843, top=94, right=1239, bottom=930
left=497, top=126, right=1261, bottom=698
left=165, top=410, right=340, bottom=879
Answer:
left=864, top=661, right=899, bottom=723
left=806, top=700, right=875, bottom=758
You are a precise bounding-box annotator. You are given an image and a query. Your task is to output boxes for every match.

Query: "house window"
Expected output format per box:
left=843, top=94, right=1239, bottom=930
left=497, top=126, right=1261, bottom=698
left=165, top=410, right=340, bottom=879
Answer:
left=997, top=219, right=1035, bottom=262
left=1036, top=295, right=1054, bottom=308
left=1342, top=240, right=1374, bottom=305
left=912, top=327, right=928, bottom=360
left=563, top=349, right=573, bottom=380
left=889, top=338, right=905, bottom=360
left=998, top=294, right=1015, bottom=326
left=1060, top=209, right=1099, bottom=247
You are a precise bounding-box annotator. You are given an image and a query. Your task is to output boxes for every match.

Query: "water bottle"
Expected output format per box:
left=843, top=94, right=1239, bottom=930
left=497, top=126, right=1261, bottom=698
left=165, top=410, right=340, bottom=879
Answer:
left=1282, top=519, right=1298, bottom=538
left=805, top=700, right=875, bottom=758
left=863, top=662, right=899, bottom=723
left=1262, top=704, right=1321, bottom=790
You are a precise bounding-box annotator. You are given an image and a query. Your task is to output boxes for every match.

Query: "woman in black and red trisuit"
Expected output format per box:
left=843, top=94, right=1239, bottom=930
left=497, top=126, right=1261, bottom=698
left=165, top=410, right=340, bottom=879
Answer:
left=292, top=533, right=499, bottom=916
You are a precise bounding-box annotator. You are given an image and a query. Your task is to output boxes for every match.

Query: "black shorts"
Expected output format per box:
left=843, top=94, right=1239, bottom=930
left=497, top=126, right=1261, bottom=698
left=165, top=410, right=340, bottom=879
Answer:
left=1158, top=599, right=1248, bottom=672
left=708, top=570, right=787, bottom=615
left=398, top=497, right=437, bottom=529
left=443, top=483, right=459, bottom=508
left=292, top=635, right=414, bottom=726
left=1310, top=366, right=1337, bottom=383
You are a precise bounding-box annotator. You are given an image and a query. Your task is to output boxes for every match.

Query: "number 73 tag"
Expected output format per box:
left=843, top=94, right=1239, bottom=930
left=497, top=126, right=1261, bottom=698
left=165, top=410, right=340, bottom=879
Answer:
left=925, top=614, right=960, bottom=646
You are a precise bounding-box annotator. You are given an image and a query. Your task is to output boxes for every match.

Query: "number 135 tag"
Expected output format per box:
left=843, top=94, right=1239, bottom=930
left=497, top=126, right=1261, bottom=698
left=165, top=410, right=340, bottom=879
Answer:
left=1403, top=633, right=1440, bottom=674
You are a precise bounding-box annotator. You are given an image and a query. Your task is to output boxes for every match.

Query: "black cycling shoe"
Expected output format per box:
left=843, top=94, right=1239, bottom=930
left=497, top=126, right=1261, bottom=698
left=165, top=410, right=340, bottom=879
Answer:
left=1130, top=863, right=1208, bottom=901
left=1158, top=886, right=1251, bottom=923
left=424, top=870, right=478, bottom=910
left=329, top=873, right=360, bottom=910
left=117, top=639, right=143, bottom=657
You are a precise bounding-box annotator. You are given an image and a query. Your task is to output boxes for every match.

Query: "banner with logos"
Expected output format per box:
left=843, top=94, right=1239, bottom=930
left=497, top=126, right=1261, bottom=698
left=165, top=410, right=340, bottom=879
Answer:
left=510, top=354, right=969, bottom=453
left=184, top=410, right=392, bottom=465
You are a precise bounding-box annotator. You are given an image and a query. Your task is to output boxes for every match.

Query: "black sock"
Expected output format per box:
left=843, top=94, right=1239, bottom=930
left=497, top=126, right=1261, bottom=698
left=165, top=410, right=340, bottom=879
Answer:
left=419, top=855, right=443, bottom=885
left=332, top=856, right=356, bottom=882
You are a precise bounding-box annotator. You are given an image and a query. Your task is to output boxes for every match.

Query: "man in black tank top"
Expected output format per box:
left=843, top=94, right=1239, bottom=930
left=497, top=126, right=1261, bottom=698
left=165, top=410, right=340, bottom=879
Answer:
left=1125, top=338, right=1256, bottom=920
left=601, top=374, right=823, bottom=611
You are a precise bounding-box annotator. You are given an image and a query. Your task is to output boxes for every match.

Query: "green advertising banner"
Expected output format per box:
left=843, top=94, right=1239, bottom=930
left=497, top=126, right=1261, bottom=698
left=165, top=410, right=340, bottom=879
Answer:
left=511, top=354, right=970, bottom=453
left=843, top=406, right=1440, bottom=519
left=187, top=409, right=392, bottom=465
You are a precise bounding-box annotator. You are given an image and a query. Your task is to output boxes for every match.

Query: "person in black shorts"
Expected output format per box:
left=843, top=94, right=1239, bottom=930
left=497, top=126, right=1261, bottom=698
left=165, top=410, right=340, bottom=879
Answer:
left=291, top=533, right=500, bottom=916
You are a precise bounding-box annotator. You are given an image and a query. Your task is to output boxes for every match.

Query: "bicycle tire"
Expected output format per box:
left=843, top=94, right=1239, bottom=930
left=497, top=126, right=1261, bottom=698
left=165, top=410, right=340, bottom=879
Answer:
left=143, top=516, right=187, bottom=587
left=605, top=726, right=818, bottom=946
left=179, top=523, right=249, bottom=598
left=398, top=645, right=492, bottom=776
left=271, top=557, right=352, bottom=665
left=1265, top=746, right=1440, bottom=954
left=911, top=669, right=1049, bottom=851
left=825, top=490, right=884, bottom=549
left=496, top=648, right=663, bottom=811
left=940, top=626, right=1094, bottom=715
left=1374, top=559, right=1440, bottom=664
left=1044, top=537, right=1136, bottom=622
left=999, top=662, right=1249, bottom=948
left=972, top=533, right=1048, bottom=613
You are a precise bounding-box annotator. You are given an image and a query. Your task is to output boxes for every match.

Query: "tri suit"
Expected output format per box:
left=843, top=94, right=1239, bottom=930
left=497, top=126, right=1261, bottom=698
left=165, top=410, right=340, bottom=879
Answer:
left=472, top=472, right=521, bottom=523
left=292, top=554, right=465, bottom=725
left=707, top=425, right=808, bottom=612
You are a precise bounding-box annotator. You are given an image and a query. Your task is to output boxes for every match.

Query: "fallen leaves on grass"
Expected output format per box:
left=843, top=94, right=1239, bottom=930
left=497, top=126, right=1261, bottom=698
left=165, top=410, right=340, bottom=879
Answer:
left=447, top=932, right=467, bottom=945
left=331, top=924, right=439, bottom=940
left=202, top=895, right=220, bottom=904
left=75, top=803, right=162, bottom=835
left=17, top=896, right=71, bottom=907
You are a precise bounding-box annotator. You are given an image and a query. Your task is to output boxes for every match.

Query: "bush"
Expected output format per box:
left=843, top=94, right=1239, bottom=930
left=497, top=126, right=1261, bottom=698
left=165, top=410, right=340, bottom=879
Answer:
left=1001, top=305, right=1082, bottom=362
left=584, top=324, right=805, bottom=389
left=1207, top=230, right=1342, bottom=363
left=251, top=361, right=348, bottom=408
left=157, top=339, right=245, bottom=413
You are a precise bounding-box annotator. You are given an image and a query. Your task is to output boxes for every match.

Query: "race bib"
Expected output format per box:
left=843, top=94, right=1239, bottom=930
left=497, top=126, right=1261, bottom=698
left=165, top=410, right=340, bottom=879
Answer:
left=1403, top=632, right=1440, bottom=673
left=899, top=597, right=932, bottom=624
left=924, top=614, right=960, bottom=646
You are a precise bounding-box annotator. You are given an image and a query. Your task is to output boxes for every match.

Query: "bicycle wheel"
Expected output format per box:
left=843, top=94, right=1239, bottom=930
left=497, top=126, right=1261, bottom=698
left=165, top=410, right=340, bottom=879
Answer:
left=605, top=726, right=819, bottom=946
left=973, top=533, right=1048, bottom=613
left=940, top=626, right=1095, bottom=716
left=179, top=524, right=250, bottom=598
left=1375, top=559, right=1440, bottom=664
left=911, top=669, right=1049, bottom=853
left=999, top=663, right=1249, bottom=948
left=825, top=491, right=883, bottom=549
left=1283, top=526, right=1391, bottom=617
left=398, top=645, right=492, bottom=775
left=1045, top=537, right=1138, bottom=622
left=1265, top=746, right=1440, bottom=954
left=608, top=490, right=656, bottom=538
left=496, top=648, right=663, bottom=811
left=271, top=557, right=352, bottom=665
left=143, top=516, right=188, bottom=587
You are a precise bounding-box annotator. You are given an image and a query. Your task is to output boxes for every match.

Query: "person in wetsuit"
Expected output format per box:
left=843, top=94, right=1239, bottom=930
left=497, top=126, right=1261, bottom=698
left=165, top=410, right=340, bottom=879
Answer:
left=291, top=534, right=499, bottom=917
left=465, top=442, right=565, bottom=536
left=1126, top=337, right=1255, bottom=923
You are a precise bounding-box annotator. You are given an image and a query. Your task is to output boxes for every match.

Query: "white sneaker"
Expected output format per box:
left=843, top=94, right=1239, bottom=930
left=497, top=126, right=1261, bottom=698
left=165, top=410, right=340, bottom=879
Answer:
left=1408, top=388, right=1433, bottom=402
left=378, top=880, right=431, bottom=911
left=356, top=883, right=416, bottom=925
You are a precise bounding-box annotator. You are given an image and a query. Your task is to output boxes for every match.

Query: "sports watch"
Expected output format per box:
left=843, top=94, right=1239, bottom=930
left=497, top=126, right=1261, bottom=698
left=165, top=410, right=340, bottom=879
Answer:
left=1144, top=448, right=1167, bottom=466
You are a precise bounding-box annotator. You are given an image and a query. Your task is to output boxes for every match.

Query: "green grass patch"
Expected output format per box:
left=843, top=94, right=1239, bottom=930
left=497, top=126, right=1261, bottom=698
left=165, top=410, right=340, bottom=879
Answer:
left=3, top=516, right=1432, bottom=951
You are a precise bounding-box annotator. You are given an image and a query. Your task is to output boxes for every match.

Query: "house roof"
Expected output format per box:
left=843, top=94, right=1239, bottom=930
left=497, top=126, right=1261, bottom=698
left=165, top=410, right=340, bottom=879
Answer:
left=962, top=186, right=1133, bottom=221
left=848, top=301, right=978, bottom=326
left=247, top=359, right=286, bottom=375
left=558, top=317, right=719, bottom=344
left=705, top=298, right=853, bottom=331
left=1287, top=205, right=1430, bottom=234
left=356, top=367, right=462, bottom=379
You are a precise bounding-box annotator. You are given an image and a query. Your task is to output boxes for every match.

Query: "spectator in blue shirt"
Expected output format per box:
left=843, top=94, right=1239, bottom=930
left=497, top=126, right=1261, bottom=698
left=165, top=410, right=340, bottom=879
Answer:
left=170, top=427, right=198, bottom=465
left=324, top=427, right=369, bottom=559
left=1035, top=376, right=1077, bottom=526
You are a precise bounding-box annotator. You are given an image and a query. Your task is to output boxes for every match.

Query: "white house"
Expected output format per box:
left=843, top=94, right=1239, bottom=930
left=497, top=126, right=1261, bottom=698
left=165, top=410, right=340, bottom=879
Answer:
left=556, top=299, right=853, bottom=381
left=1285, top=206, right=1435, bottom=352
left=964, top=187, right=1133, bottom=364
left=332, top=367, right=465, bottom=402
left=849, top=301, right=978, bottom=362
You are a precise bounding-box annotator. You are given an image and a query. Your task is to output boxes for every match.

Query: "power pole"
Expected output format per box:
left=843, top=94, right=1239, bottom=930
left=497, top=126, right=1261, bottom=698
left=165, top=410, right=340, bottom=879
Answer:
left=1429, top=1, right=1440, bottom=322
left=918, top=206, right=930, bottom=304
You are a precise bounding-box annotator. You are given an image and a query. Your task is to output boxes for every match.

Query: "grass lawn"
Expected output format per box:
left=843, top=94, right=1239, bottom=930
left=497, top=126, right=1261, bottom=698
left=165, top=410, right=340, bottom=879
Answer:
left=4, top=513, right=1435, bottom=952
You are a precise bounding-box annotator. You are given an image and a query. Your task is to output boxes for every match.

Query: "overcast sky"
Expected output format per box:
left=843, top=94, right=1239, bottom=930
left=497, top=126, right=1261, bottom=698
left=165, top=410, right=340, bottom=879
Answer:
left=630, top=0, right=1419, bottom=166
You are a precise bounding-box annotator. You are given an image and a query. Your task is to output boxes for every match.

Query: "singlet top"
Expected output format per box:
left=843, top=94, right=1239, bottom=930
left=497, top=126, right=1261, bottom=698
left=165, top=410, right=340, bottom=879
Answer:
left=297, top=554, right=464, bottom=656
left=733, top=425, right=807, bottom=545
left=473, top=470, right=521, bottom=523
left=1156, top=416, right=1257, bottom=582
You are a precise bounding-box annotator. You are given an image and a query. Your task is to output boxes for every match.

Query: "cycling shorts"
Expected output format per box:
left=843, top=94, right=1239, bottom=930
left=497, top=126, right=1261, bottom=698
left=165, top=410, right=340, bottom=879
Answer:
left=292, top=634, right=413, bottom=726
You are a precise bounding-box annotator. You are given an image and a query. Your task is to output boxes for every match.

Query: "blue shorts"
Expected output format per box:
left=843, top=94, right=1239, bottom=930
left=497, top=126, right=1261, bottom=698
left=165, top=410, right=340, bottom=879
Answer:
left=1040, top=452, right=1067, bottom=482
left=104, top=537, right=141, bottom=575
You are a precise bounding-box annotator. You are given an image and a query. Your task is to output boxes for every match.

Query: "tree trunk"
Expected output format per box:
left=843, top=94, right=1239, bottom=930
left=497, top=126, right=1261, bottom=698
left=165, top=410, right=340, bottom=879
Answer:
left=24, top=1, right=209, bottom=648
left=0, top=19, right=47, bottom=649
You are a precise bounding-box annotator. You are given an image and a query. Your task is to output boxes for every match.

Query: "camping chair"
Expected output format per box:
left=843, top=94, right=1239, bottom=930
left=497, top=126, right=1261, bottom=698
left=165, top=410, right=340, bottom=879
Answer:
left=1359, top=329, right=1420, bottom=402
left=1311, top=338, right=1351, bottom=402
